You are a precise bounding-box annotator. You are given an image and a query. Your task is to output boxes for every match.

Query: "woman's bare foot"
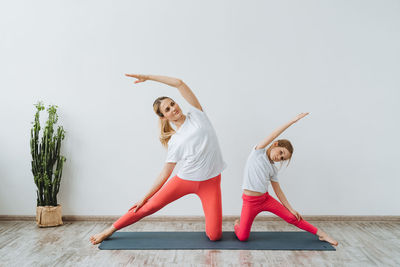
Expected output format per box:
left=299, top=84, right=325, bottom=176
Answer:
left=234, top=219, right=240, bottom=228
left=90, top=226, right=117, bottom=245
left=317, top=229, right=338, bottom=246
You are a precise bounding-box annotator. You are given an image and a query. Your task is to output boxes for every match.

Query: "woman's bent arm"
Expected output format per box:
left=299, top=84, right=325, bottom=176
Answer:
left=130, top=162, right=176, bottom=212
left=143, top=162, right=176, bottom=201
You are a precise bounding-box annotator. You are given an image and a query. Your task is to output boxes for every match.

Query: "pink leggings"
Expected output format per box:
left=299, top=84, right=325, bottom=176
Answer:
left=112, top=174, right=222, bottom=241
left=234, top=192, right=318, bottom=241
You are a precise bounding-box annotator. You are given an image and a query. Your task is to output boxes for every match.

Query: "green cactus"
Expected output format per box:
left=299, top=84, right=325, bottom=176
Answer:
left=30, top=101, right=66, bottom=206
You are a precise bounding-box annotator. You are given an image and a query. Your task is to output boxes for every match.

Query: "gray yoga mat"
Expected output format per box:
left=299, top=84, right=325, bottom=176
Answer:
left=98, top=231, right=335, bottom=250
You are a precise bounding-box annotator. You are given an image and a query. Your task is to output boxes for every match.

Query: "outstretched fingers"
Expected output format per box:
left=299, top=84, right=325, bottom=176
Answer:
left=125, top=73, right=148, bottom=82
left=292, top=112, right=310, bottom=123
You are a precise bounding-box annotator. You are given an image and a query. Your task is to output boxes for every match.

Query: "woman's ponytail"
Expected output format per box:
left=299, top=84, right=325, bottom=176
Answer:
left=153, top=96, right=176, bottom=148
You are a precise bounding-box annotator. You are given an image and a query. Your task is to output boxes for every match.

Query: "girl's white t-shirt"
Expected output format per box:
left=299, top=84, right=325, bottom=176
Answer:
left=166, top=107, right=227, bottom=181
left=242, top=145, right=279, bottom=193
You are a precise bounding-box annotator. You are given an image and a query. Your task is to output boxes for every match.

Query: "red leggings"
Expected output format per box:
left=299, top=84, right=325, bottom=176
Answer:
left=112, top=174, right=222, bottom=241
left=234, top=192, right=318, bottom=241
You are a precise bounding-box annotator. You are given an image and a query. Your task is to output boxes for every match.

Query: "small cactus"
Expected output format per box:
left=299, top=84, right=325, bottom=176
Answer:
left=30, top=101, right=66, bottom=206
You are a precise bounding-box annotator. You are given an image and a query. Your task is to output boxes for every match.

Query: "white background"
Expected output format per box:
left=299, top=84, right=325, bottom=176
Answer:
left=1, top=0, right=399, bottom=216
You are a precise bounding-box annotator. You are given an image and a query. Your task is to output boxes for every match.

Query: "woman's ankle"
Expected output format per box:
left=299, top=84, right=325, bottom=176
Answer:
left=107, top=225, right=117, bottom=233
left=316, top=229, right=324, bottom=237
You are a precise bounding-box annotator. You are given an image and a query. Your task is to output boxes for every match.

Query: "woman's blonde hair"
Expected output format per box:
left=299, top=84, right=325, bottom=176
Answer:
left=153, top=96, right=176, bottom=148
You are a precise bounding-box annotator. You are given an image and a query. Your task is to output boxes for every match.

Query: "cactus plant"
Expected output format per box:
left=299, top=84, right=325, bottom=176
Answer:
left=30, top=101, right=66, bottom=206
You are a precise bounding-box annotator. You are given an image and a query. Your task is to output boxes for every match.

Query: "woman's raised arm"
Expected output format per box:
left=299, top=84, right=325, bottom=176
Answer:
left=125, top=74, right=203, bottom=111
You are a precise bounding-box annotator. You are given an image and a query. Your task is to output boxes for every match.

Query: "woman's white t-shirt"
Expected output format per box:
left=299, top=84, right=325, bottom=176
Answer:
left=166, top=107, right=227, bottom=181
left=242, top=145, right=279, bottom=193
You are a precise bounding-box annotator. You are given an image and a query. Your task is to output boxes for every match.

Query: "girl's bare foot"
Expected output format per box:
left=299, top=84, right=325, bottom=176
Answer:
left=90, top=226, right=117, bottom=245
left=317, top=229, right=338, bottom=246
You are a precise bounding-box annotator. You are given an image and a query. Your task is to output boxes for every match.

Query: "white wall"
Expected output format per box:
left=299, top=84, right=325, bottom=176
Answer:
left=1, top=0, right=399, bottom=216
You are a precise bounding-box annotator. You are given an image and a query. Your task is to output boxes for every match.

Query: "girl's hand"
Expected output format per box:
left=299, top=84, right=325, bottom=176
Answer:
left=125, top=74, right=149, bottom=84
left=128, top=199, right=148, bottom=213
left=289, top=209, right=303, bottom=221
left=291, top=112, right=309, bottom=124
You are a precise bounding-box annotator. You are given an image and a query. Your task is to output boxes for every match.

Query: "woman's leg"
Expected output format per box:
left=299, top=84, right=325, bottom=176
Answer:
left=112, top=176, right=198, bottom=230
left=196, top=174, right=223, bottom=241
left=234, top=194, right=263, bottom=241
left=262, top=193, right=318, bottom=234
left=90, top=176, right=198, bottom=245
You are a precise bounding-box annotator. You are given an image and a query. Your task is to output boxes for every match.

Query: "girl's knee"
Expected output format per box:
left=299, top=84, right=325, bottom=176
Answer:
left=234, top=226, right=249, bottom=241
left=207, top=229, right=222, bottom=241
left=234, top=231, right=249, bottom=242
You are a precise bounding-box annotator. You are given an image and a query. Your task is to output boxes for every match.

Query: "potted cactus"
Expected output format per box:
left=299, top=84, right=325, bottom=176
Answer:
left=30, top=101, right=66, bottom=227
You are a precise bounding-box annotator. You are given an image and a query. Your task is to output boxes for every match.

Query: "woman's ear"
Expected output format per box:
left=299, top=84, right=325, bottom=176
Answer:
left=273, top=141, right=279, bottom=147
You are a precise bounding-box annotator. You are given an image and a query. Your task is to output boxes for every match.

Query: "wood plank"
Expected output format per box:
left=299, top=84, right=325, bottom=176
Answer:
left=0, top=220, right=399, bottom=266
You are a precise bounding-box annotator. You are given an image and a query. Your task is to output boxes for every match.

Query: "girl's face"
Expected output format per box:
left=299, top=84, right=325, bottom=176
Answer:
left=159, top=98, right=183, bottom=121
left=269, top=147, right=291, bottom=162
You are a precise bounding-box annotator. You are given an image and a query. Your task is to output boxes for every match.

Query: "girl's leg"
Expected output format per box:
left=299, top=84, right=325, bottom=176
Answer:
left=234, top=195, right=264, bottom=241
left=196, top=174, right=223, bottom=241
left=316, top=229, right=339, bottom=246
left=262, top=193, right=318, bottom=234
left=112, top=176, right=197, bottom=230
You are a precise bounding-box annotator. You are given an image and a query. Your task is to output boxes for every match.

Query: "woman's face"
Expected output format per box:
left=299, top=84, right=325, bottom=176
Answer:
left=269, top=147, right=291, bottom=162
left=159, top=98, right=183, bottom=121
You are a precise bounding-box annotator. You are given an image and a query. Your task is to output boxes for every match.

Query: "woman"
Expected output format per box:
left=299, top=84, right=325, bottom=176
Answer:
left=234, top=113, right=338, bottom=246
left=90, top=74, right=227, bottom=245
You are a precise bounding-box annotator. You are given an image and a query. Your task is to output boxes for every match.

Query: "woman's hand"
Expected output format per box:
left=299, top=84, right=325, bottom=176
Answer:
left=291, top=112, right=309, bottom=124
left=289, top=209, right=303, bottom=221
left=128, top=198, right=148, bottom=213
left=125, top=74, right=149, bottom=84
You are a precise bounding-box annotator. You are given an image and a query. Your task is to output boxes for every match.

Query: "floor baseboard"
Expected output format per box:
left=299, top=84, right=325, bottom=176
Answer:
left=0, top=215, right=399, bottom=222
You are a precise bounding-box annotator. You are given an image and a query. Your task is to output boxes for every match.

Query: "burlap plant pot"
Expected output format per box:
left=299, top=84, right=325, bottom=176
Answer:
left=36, top=204, right=63, bottom=227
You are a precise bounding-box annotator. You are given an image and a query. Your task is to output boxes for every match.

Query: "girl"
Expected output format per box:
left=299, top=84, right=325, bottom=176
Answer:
left=90, top=74, right=227, bottom=245
left=234, top=113, right=338, bottom=246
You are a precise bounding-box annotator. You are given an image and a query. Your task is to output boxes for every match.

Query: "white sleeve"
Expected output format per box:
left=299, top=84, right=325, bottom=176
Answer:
left=270, top=165, right=279, bottom=182
left=190, top=106, right=206, bottom=116
left=270, top=173, right=279, bottom=182
left=165, top=142, right=183, bottom=163
left=190, top=107, right=214, bottom=128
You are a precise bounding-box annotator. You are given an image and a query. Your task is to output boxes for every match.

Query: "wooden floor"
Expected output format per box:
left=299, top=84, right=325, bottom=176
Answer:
left=0, top=219, right=399, bottom=267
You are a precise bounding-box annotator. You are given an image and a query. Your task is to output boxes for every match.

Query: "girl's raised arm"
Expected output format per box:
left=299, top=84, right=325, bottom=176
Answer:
left=255, top=113, right=309, bottom=150
left=125, top=74, right=203, bottom=111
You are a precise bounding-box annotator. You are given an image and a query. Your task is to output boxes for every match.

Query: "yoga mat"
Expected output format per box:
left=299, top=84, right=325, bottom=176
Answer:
left=98, top=231, right=336, bottom=250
